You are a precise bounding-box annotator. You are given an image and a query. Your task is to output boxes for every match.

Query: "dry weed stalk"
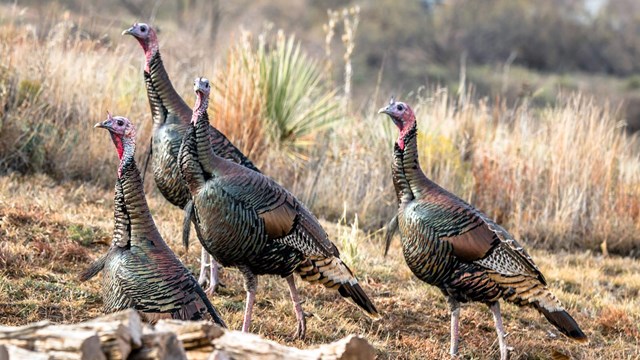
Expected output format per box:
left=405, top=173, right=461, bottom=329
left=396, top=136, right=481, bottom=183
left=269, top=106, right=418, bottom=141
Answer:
left=341, top=6, right=359, bottom=113
left=322, top=9, right=340, bottom=86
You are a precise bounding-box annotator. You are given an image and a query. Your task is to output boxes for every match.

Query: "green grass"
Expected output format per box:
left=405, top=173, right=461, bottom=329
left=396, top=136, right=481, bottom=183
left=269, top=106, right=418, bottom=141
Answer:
left=258, top=32, right=342, bottom=158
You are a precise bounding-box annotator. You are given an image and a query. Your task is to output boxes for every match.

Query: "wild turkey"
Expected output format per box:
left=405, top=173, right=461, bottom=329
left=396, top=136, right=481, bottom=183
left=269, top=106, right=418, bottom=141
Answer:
left=123, top=23, right=260, bottom=293
left=378, top=100, right=586, bottom=359
left=178, top=77, right=380, bottom=338
left=79, top=114, right=226, bottom=327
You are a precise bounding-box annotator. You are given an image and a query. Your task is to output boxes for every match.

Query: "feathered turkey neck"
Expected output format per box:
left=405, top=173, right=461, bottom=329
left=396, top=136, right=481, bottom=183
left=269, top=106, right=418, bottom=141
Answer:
left=111, top=133, right=136, bottom=179
left=391, top=111, right=440, bottom=200
left=135, top=30, right=159, bottom=73
left=192, top=90, right=209, bottom=125
left=395, top=111, right=417, bottom=151
left=192, top=86, right=219, bottom=177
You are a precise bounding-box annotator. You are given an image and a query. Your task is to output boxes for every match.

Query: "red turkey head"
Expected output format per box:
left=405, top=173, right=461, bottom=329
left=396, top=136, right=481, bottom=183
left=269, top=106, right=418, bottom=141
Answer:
left=122, top=23, right=159, bottom=70
left=378, top=98, right=415, bottom=129
left=378, top=99, right=417, bottom=149
left=95, top=113, right=136, bottom=161
left=95, top=113, right=136, bottom=138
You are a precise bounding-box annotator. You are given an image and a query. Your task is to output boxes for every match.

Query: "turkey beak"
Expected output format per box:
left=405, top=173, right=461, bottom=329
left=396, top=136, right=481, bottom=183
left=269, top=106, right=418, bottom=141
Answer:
left=378, top=105, right=391, bottom=115
left=94, top=120, right=110, bottom=130
left=122, top=27, right=134, bottom=36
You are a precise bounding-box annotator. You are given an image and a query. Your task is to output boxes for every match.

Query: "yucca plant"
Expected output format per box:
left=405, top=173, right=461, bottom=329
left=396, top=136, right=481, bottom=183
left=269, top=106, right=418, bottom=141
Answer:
left=257, top=31, right=342, bottom=159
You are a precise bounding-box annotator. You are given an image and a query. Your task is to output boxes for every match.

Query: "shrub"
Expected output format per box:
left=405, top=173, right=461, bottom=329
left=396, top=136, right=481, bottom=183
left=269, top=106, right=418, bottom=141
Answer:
left=258, top=31, right=341, bottom=159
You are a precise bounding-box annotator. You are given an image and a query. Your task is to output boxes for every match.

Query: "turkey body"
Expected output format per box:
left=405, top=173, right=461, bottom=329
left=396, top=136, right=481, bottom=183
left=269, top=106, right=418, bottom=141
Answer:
left=178, top=81, right=379, bottom=337
left=399, top=190, right=526, bottom=304
left=136, top=39, right=259, bottom=291
left=80, top=126, right=225, bottom=326
left=143, top=51, right=193, bottom=209
left=151, top=120, right=191, bottom=209
left=110, top=167, right=222, bottom=323
left=380, top=101, right=585, bottom=359
left=182, top=124, right=378, bottom=330
left=192, top=165, right=323, bottom=278
left=393, top=122, right=564, bottom=306
left=181, top=121, right=350, bottom=281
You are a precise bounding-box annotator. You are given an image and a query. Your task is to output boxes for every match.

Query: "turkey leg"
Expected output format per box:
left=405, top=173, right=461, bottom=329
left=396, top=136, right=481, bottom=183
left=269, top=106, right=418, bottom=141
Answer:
left=286, top=275, right=306, bottom=339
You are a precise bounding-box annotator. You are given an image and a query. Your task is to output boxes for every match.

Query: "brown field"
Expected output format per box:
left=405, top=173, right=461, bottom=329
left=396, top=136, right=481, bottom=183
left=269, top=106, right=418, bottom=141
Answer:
left=2, top=2, right=640, bottom=359
left=1, top=175, right=639, bottom=359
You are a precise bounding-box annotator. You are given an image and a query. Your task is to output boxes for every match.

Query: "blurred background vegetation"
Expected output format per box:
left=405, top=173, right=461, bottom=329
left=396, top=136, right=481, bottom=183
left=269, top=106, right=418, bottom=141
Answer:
left=5, top=0, right=640, bottom=131
left=2, top=0, right=640, bottom=256
left=8, top=0, right=640, bottom=128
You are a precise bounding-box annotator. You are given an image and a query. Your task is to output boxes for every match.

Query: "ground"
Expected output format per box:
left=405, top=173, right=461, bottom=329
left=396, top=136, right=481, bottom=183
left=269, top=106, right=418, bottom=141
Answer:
left=0, top=174, right=638, bottom=359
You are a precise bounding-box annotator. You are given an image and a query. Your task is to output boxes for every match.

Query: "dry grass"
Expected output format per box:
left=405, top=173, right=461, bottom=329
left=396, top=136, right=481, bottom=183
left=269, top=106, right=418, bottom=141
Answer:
left=1, top=174, right=639, bottom=359
left=280, top=92, right=640, bottom=256
left=408, top=92, right=640, bottom=255
left=3, top=12, right=639, bottom=254
left=211, top=33, right=266, bottom=162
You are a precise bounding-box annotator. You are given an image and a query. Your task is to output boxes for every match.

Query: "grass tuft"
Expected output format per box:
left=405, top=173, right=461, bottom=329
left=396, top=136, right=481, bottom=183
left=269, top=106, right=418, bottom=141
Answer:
left=336, top=203, right=362, bottom=270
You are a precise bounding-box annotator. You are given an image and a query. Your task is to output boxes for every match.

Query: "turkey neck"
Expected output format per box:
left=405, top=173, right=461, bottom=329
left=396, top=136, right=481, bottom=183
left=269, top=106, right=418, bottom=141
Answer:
left=146, top=51, right=192, bottom=127
left=394, top=122, right=440, bottom=202
left=117, top=137, right=158, bottom=239
left=193, top=95, right=227, bottom=176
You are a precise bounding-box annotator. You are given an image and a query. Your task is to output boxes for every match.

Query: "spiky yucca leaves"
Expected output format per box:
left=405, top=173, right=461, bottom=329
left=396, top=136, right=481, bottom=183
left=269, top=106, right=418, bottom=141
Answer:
left=211, top=31, right=341, bottom=163
left=257, top=31, right=341, bottom=159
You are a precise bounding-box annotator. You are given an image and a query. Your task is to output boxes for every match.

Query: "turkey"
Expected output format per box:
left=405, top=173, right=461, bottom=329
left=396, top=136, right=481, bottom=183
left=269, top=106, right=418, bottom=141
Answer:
left=79, top=113, right=226, bottom=327
left=378, top=100, right=586, bottom=359
left=178, top=77, right=380, bottom=339
left=123, top=23, right=260, bottom=293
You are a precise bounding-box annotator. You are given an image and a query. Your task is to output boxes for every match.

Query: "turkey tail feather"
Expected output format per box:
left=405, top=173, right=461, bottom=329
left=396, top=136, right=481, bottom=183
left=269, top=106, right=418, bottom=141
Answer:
left=384, top=215, right=399, bottom=257
left=535, top=304, right=587, bottom=342
left=338, top=282, right=380, bottom=319
left=297, top=257, right=380, bottom=319
left=182, top=200, right=194, bottom=251
left=194, top=284, right=227, bottom=328
left=79, top=253, right=107, bottom=282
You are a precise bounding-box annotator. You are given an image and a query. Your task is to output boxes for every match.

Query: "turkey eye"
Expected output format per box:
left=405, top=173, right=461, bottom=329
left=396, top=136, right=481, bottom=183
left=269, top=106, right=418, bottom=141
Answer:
left=140, top=26, right=147, bottom=32
left=117, top=120, right=124, bottom=126
left=396, top=104, right=404, bottom=111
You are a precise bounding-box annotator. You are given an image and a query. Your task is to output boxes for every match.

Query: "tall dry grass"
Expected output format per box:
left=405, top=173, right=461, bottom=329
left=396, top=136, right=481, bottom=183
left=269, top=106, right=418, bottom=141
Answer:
left=211, top=32, right=265, bottom=162
left=408, top=91, right=640, bottom=254
left=1, top=11, right=640, bottom=255
left=0, top=5, right=224, bottom=186
left=0, top=18, right=154, bottom=187
left=283, top=89, right=640, bottom=255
